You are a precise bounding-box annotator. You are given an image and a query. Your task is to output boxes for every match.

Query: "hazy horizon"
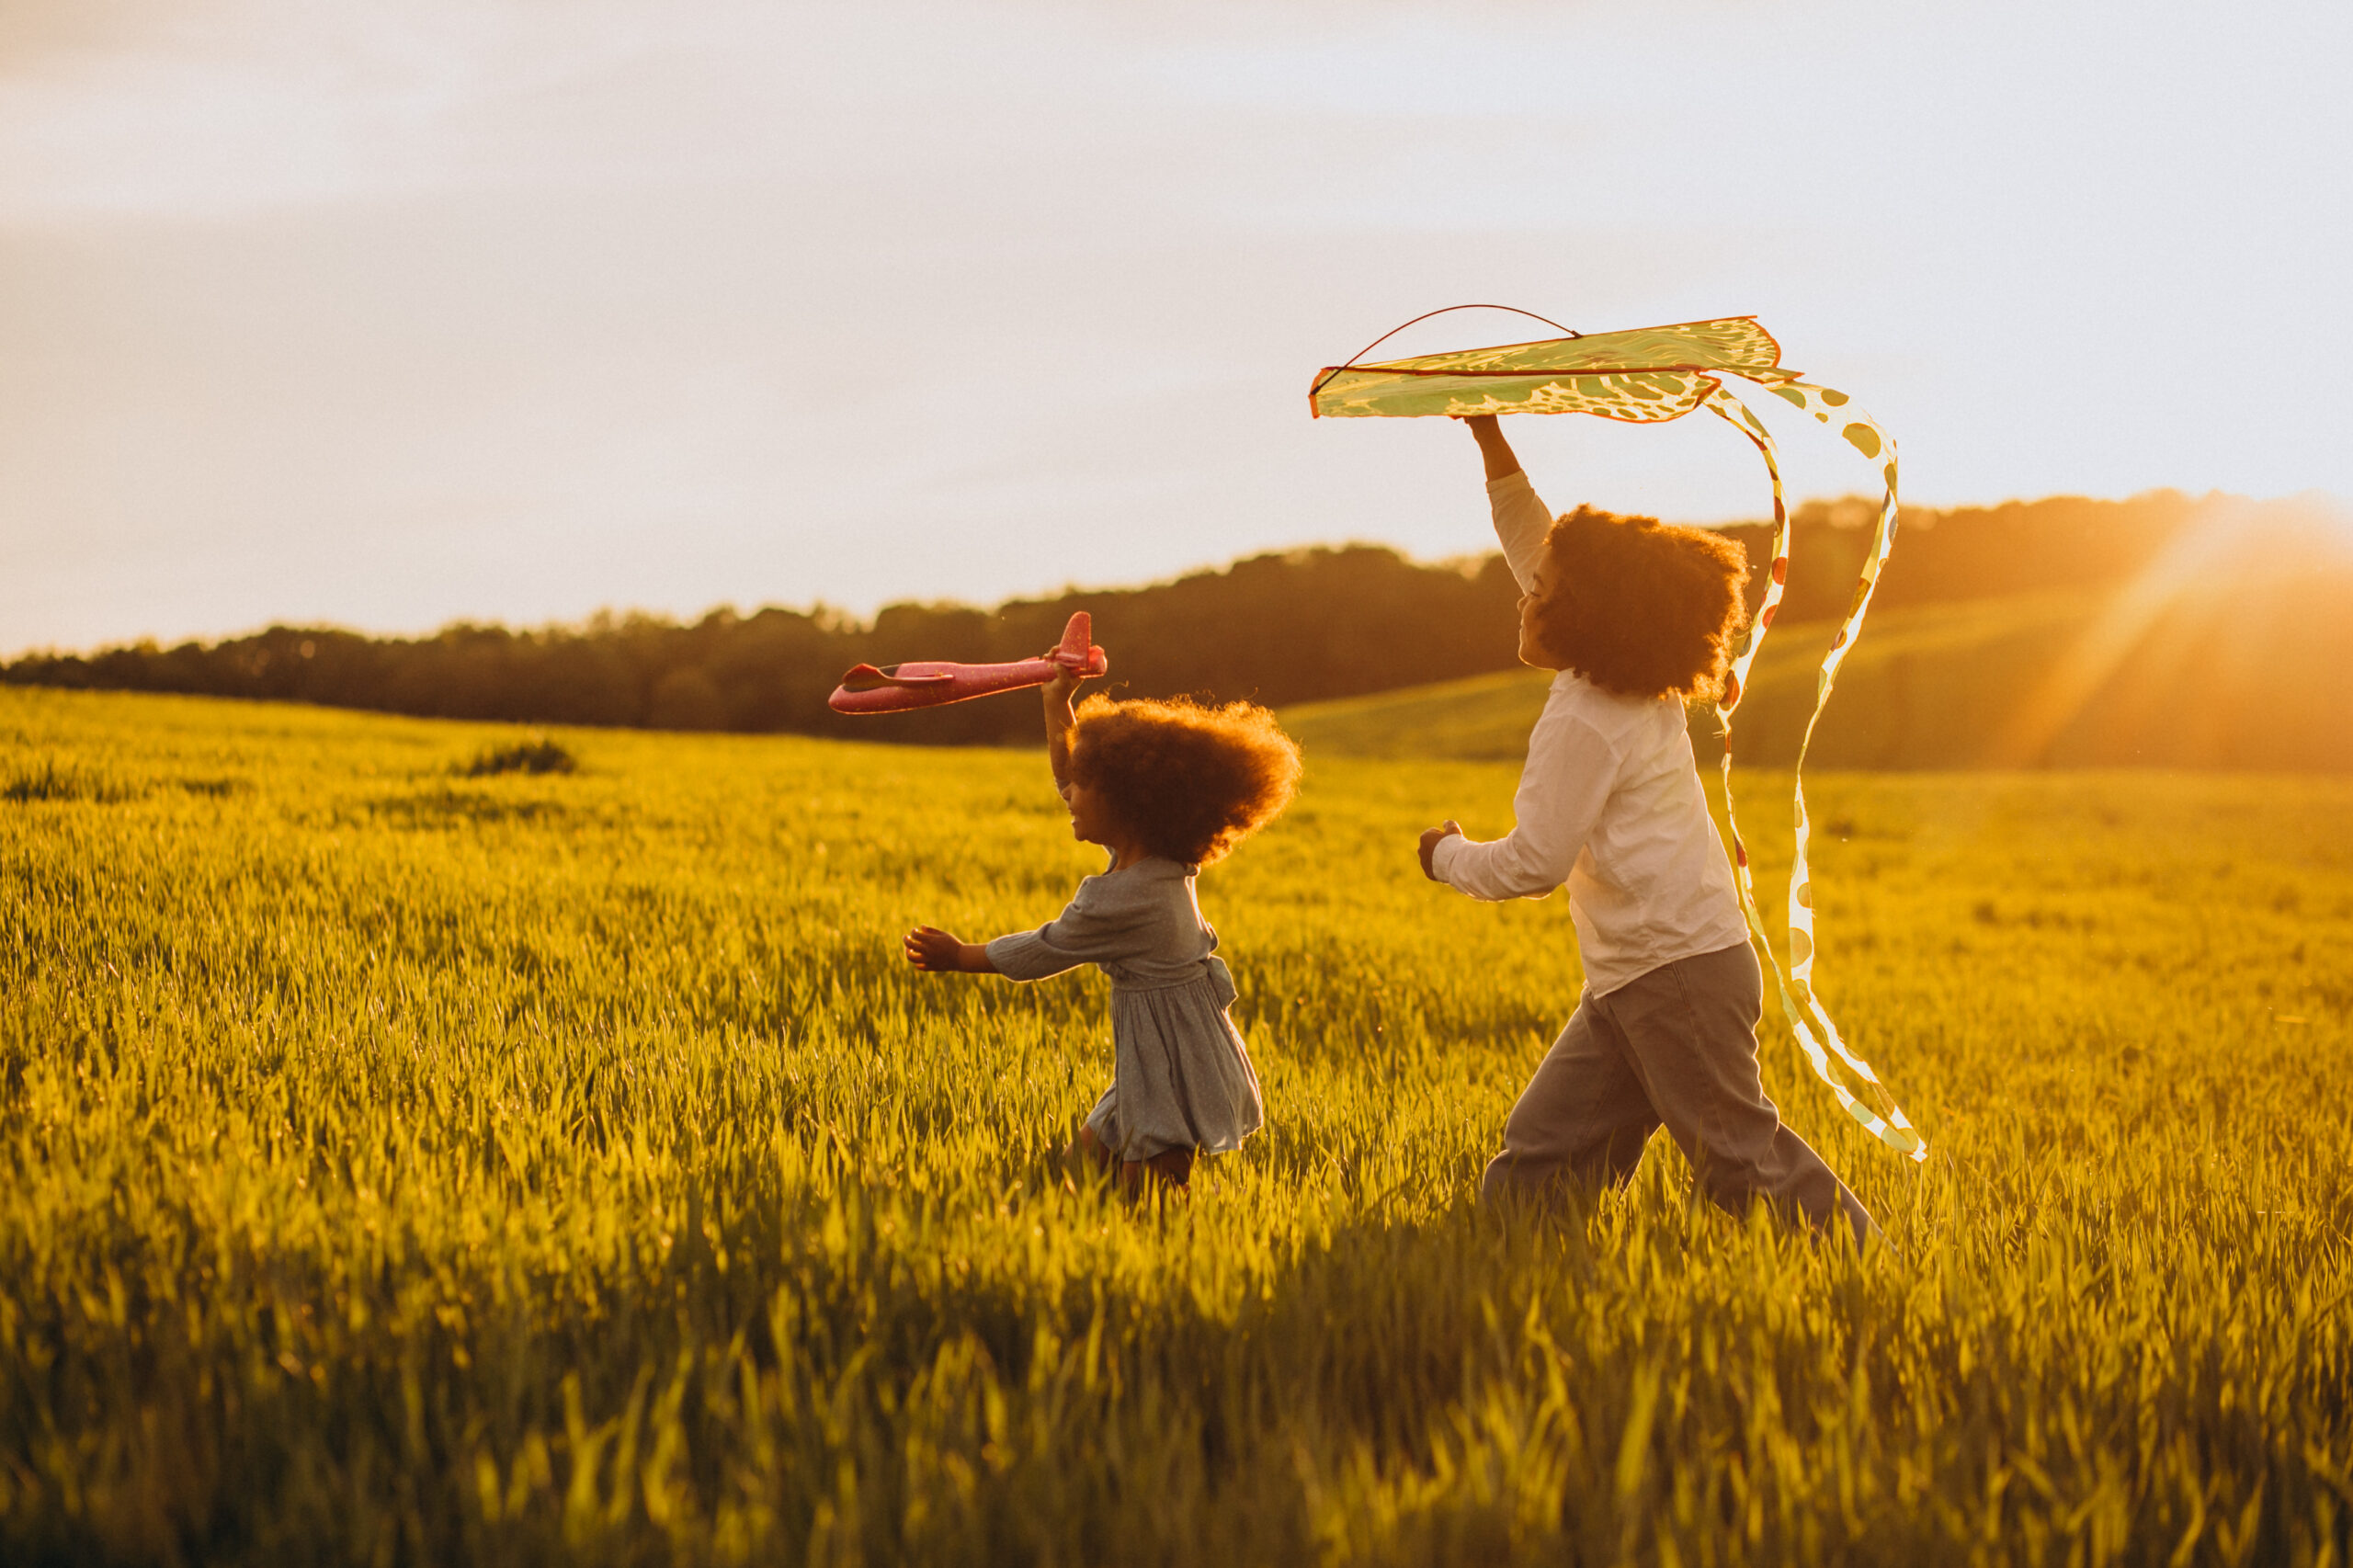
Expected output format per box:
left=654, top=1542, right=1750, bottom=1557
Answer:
left=6, top=0, right=2347, bottom=655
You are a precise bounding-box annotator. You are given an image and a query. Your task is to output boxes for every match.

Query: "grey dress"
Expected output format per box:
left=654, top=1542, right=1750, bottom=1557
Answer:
left=986, top=857, right=1266, bottom=1162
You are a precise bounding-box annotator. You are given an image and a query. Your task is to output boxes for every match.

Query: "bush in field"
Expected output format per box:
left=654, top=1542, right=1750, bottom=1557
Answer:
left=462, top=737, right=578, bottom=777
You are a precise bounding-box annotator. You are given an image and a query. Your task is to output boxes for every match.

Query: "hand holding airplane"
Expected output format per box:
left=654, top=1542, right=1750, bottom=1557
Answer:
left=827, top=611, right=1108, bottom=715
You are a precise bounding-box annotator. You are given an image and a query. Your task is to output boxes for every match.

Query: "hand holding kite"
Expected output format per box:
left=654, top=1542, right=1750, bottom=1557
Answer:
left=828, top=611, right=1108, bottom=716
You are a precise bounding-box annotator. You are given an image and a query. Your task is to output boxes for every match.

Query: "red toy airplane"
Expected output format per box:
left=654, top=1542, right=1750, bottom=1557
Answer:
left=828, top=611, right=1108, bottom=715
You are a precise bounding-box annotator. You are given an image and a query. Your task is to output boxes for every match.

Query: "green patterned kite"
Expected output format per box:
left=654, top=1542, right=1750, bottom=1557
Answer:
left=1313, top=312, right=1927, bottom=1164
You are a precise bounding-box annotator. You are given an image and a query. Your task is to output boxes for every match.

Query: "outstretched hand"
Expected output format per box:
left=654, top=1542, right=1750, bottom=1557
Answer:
left=904, top=925, right=972, bottom=972
left=1417, top=821, right=1461, bottom=881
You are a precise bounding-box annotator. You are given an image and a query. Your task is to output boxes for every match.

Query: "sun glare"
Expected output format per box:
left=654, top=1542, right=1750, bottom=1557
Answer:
left=1984, top=494, right=2346, bottom=767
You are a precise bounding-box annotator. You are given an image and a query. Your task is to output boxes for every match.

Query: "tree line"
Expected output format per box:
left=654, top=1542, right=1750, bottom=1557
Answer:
left=1, top=490, right=2256, bottom=745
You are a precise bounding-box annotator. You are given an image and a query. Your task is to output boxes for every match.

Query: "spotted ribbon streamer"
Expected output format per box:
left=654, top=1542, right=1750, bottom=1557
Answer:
left=1311, top=313, right=1927, bottom=1161
left=1704, top=385, right=1926, bottom=1162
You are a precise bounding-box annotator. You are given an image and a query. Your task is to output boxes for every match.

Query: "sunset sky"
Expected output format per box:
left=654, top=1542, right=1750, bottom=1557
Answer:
left=4, top=0, right=2347, bottom=653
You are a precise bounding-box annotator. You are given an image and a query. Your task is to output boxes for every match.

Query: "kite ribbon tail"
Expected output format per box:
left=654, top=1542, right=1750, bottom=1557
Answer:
left=1772, top=381, right=1924, bottom=1159
left=1703, top=385, right=1927, bottom=1164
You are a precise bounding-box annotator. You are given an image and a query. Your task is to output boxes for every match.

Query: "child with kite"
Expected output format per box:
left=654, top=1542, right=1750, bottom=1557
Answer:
left=1417, top=415, right=1875, bottom=1245
left=904, top=660, right=1302, bottom=1199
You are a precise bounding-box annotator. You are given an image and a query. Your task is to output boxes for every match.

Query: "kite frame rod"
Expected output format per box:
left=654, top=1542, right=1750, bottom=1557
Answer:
left=1308, top=304, right=1582, bottom=401
left=1322, top=360, right=1746, bottom=380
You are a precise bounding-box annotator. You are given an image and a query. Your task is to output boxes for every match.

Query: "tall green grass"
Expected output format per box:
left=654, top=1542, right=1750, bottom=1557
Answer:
left=1, top=686, right=2347, bottom=1564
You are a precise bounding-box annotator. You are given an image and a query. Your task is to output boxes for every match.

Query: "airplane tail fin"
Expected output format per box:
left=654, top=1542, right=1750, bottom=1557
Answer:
left=1054, top=612, right=1092, bottom=662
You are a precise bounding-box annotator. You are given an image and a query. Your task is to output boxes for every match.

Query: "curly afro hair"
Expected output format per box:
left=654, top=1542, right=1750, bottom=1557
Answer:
left=1067, top=695, right=1302, bottom=867
left=1532, top=506, right=1752, bottom=701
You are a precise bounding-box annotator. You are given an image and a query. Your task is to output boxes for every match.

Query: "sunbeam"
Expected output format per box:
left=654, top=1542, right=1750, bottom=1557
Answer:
left=1985, top=496, right=2347, bottom=767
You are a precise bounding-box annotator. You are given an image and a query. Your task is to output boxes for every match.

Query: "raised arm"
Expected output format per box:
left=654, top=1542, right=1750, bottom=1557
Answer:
left=1463, top=414, right=1522, bottom=483
left=1042, top=665, right=1084, bottom=793
left=1464, top=415, right=1554, bottom=594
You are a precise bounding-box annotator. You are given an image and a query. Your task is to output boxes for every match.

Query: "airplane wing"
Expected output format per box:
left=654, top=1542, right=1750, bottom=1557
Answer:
left=834, top=665, right=957, bottom=693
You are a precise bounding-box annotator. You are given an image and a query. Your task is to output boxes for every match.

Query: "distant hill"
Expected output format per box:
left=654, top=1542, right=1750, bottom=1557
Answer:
left=1286, top=566, right=2353, bottom=773
left=9, top=489, right=2348, bottom=766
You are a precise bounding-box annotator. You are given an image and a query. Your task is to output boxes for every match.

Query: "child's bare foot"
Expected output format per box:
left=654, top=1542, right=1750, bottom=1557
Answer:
left=1065, top=1122, right=1115, bottom=1187
left=1116, top=1145, right=1196, bottom=1207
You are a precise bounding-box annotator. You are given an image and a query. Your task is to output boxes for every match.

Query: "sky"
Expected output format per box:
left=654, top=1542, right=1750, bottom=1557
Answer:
left=3, top=0, right=2347, bottom=653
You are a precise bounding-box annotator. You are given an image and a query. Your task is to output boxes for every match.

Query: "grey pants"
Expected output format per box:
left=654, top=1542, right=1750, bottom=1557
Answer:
left=1481, top=940, right=1873, bottom=1247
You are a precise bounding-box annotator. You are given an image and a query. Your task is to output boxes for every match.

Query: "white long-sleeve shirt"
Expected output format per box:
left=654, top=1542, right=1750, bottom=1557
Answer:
left=1429, top=471, right=1749, bottom=995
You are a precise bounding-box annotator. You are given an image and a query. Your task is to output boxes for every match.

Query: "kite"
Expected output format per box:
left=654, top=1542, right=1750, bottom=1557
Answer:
left=828, top=611, right=1108, bottom=715
left=1313, top=308, right=1926, bottom=1163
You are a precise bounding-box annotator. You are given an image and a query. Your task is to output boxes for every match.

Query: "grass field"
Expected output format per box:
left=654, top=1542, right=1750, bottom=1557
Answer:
left=3, top=685, right=2350, bottom=1565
